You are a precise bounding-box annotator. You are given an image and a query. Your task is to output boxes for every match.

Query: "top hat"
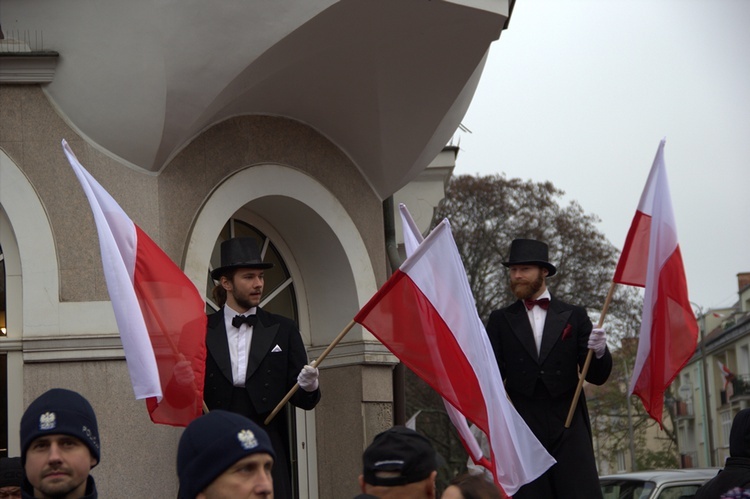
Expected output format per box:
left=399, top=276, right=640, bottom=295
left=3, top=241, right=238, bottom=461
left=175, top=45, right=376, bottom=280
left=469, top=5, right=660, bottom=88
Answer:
left=210, top=237, right=273, bottom=280
left=502, top=239, right=557, bottom=277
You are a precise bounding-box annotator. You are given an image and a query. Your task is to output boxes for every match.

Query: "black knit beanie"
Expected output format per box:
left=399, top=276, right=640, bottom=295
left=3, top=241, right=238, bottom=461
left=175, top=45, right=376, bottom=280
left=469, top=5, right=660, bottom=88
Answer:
left=177, top=411, right=275, bottom=499
left=20, top=388, right=100, bottom=466
left=0, top=456, right=22, bottom=488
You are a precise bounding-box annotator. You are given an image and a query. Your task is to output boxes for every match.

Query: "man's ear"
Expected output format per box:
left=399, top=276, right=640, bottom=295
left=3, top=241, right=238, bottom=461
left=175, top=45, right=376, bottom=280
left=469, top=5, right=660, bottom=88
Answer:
left=220, top=275, right=233, bottom=291
left=427, top=470, right=438, bottom=498
left=358, top=475, right=366, bottom=492
left=541, top=267, right=549, bottom=278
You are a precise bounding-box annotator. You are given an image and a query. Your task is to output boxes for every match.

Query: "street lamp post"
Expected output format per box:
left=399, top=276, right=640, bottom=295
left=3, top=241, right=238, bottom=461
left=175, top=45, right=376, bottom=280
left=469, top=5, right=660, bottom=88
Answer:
left=691, top=301, right=715, bottom=467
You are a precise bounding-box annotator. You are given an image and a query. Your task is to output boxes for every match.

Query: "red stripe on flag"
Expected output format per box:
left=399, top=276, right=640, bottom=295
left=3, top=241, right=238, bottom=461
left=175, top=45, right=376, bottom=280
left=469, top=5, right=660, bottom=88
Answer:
left=613, top=210, right=651, bottom=287
left=355, top=270, right=489, bottom=431
left=632, top=246, right=697, bottom=424
left=133, top=226, right=207, bottom=426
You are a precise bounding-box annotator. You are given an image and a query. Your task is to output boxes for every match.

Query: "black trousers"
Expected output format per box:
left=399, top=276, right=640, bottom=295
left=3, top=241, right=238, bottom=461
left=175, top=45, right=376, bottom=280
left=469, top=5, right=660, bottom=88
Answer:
left=229, top=387, right=293, bottom=499
left=509, top=385, right=603, bottom=499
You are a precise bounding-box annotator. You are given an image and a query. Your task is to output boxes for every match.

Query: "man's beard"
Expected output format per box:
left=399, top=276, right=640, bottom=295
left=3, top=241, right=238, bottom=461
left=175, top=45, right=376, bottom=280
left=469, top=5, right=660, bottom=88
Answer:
left=231, top=290, right=257, bottom=311
left=511, top=273, right=544, bottom=300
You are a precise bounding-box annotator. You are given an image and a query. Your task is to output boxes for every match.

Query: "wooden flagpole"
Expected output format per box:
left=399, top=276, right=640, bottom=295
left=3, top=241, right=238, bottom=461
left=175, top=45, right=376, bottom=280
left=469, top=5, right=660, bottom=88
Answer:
left=265, top=320, right=357, bottom=425
left=564, top=281, right=617, bottom=428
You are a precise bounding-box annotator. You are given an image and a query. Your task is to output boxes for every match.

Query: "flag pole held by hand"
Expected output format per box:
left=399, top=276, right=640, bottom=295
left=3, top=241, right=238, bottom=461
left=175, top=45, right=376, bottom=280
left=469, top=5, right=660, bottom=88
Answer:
left=565, top=281, right=616, bottom=428
left=264, top=320, right=357, bottom=425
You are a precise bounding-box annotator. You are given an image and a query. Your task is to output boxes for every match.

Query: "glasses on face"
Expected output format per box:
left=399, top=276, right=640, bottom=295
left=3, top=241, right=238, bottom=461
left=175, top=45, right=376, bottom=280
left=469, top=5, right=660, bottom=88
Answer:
left=0, top=487, right=21, bottom=499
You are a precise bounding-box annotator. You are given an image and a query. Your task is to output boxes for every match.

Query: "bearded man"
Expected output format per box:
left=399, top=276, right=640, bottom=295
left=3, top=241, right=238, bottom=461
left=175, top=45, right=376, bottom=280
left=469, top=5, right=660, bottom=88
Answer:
left=486, top=238, right=611, bottom=499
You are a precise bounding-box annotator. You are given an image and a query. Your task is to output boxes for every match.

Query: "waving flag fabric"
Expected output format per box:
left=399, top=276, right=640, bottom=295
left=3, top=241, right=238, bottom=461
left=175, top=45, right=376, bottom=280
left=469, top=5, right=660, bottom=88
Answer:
left=398, top=205, right=488, bottom=471
left=357, top=210, right=554, bottom=496
left=614, top=139, right=699, bottom=425
left=63, top=139, right=206, bottom=426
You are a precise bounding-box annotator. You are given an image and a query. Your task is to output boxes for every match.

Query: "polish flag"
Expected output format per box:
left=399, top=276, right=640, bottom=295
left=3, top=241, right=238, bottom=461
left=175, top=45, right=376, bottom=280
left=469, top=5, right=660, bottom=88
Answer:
left=717, top=361, right=735, bottom=389
left=356, top=213, right=554, bottom=496
left=398, top=205, right=489, bottom=473
left=63, top=139, right=206, bottom=427
left=613, top=139, right=699, bottom=425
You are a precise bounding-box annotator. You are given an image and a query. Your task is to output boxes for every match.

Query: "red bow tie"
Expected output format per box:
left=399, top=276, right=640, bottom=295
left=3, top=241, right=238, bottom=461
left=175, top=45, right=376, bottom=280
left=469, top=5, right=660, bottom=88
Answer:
left=524, top=298, right=550, bottom=310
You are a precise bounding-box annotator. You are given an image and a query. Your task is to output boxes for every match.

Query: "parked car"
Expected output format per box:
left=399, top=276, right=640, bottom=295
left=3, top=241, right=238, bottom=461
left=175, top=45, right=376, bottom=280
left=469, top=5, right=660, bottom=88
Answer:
left=600, top=468, right=721, bottom=499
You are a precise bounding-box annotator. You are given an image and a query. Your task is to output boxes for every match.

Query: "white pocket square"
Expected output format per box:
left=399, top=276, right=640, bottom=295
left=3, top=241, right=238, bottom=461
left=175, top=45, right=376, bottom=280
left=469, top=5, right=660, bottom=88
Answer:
left=271, top=344, right=282, bottom=353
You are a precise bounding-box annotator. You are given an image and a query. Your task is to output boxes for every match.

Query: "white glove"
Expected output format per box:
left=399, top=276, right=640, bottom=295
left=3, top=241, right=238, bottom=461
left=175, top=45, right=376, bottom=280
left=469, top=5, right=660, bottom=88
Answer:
left=588, top=328, right=607, bottom=359
left=173, top=359, right=195, bottom=386
left=297, top=365, right=319, bottom=392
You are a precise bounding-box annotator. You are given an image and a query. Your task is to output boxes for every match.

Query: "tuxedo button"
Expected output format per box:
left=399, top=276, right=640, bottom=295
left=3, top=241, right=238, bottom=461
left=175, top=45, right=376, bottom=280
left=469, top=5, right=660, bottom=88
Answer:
left=262, top=397, right=267, bottom=402
left=540, top=370, right=545, bottom=374
left=264, top=383, right=269, bottom=388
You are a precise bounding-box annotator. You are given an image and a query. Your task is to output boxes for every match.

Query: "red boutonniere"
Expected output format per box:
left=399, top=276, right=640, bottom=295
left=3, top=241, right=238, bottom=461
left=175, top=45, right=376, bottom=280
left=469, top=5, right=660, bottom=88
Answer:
left=561, top=324, right=573, bottom=341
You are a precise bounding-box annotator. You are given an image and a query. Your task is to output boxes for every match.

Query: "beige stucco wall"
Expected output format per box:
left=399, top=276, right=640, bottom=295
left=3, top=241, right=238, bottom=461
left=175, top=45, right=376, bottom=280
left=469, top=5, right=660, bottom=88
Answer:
left=1, top=84, right=396, bottom=497
left=22, top=361, right=183, bottom=498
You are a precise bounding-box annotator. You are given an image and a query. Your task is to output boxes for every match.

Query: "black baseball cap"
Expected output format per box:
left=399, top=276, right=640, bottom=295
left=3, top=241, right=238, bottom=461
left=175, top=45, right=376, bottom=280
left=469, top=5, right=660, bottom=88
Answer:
left=362, top=426, right=436, bottom=487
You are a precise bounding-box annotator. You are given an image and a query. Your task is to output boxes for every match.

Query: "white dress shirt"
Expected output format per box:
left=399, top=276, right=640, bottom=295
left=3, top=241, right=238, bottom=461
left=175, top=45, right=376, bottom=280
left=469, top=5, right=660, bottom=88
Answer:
left=223, top=305, right=257, bottom=387
left=525, top=289, right=551, bottom=355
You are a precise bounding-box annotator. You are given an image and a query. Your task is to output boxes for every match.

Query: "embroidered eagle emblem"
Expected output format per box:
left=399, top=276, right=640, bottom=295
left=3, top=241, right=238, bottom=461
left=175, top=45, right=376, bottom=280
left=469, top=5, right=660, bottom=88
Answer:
left=39, top=412, right=56, bottom=431
left=237, top=429, right=258, bottom=450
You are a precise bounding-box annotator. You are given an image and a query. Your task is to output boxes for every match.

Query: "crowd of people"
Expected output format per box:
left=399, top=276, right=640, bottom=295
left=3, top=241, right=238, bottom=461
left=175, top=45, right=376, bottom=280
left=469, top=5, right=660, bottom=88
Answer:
left=4, top=385, right=504, bottom=499
left=3, top=237, right=748, bottom=498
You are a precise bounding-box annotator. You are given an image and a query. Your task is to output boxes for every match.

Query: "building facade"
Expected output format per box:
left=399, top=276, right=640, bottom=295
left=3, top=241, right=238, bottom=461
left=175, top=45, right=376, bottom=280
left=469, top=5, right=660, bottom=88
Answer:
left=0, top=2, right=513, bottom=496
left=673, top=272, right=750, bottom=468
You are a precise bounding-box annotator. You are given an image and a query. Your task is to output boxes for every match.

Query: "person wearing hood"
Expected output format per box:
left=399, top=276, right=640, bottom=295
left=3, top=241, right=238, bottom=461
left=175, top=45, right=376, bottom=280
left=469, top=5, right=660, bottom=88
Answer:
left=695, top=408, right=750, bottom=499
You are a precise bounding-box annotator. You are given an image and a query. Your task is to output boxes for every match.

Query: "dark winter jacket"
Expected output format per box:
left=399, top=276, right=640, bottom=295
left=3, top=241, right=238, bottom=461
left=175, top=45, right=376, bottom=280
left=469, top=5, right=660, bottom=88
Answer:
left=696, top=409, right=750, bottom=499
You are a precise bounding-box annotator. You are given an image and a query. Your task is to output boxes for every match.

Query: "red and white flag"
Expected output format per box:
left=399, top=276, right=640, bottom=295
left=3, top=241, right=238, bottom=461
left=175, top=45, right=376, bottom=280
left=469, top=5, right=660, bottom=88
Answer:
left=63, top=139, right=206, bottom=427
left=399, top=205, right=488, bottom=472
left=613, top=139, right=699, bottom=425
left=357, top=209, right=554, bottom=496
left=718, top=361, right=735, bottom=399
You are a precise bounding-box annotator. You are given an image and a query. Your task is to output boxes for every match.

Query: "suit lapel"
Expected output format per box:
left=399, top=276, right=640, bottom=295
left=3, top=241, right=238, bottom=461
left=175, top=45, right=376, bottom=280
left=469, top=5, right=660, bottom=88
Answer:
left=206, top=311, right=234, bottom=384
left=504, top=301, right=539, bottom=361
left=538, top=297, right=573, bottom=364
left=246, top=308, right=279, bottom=380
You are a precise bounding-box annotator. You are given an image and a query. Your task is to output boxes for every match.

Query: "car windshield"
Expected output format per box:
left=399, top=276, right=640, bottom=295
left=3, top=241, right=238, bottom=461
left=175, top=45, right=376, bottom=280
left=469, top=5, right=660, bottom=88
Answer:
left=601, top=478, right=656, bottom=499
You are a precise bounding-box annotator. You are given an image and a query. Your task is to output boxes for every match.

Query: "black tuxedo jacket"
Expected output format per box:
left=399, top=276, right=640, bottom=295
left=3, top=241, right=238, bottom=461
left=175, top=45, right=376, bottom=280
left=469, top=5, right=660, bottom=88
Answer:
left=203, top=307, right=320, bottom=416
left=487, top=296, right=609, bottom=498
left=486, top=296, right=611, bottom=399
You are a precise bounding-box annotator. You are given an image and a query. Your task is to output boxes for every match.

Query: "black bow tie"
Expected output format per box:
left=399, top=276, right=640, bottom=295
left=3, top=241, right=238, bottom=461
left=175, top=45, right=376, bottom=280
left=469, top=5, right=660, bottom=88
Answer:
left=524, top=298, right=550, bottom=311
left=232, top=314, right=257, bottom=328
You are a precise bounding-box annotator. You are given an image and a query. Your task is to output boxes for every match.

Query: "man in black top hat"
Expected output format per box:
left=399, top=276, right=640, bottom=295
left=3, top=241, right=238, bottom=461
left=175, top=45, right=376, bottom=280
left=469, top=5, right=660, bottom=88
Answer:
left=485, top=239, right=611, bottom=499
left=356, top=426, right=438, bottom=499
left=199, top=237, right=320, bottom=499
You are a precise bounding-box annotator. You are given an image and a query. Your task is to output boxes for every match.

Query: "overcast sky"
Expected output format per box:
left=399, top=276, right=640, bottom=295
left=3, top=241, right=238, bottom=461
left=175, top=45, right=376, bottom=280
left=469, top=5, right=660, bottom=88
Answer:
left=452, top=0, right=750, bottom=312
